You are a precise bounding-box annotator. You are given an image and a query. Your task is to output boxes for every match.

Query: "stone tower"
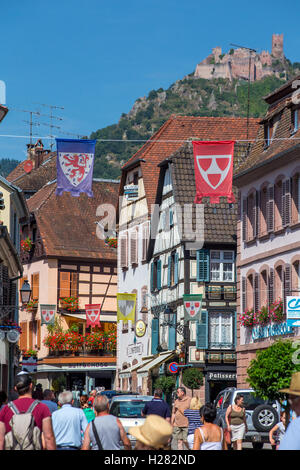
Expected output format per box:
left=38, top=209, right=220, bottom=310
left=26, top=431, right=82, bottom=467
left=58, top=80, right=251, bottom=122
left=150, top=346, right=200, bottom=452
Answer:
left=272, top=34, right=284, bottom=58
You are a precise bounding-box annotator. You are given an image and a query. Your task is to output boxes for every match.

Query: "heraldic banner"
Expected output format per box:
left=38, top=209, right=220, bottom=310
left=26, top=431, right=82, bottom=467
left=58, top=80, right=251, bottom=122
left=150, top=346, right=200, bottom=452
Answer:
left=183, top=294, right=203, bottom=322
left=85, top=304, right=101, bottom=328
left=40, top=304, right=56, bottom=325
left=117, top=293, right=136, bottom=324
left=193, top=140, right=235, bottom=204
left=56, top=138, right=96, bottom=197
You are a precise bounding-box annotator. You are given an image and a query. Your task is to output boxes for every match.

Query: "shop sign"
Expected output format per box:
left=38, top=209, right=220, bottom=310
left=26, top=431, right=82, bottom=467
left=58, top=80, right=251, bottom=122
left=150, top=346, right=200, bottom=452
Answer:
left=286, top=297, right=300, bottom=328
left=208, top=372, right=237, bottom=381
left=252, top=321, right=294, bottom=341
left=127, top=343, right=143, bottom=357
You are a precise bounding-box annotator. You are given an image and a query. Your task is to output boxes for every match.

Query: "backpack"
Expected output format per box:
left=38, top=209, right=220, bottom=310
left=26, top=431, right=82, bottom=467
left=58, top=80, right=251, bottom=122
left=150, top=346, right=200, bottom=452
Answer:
left=4, top=400, right=42, bottom=450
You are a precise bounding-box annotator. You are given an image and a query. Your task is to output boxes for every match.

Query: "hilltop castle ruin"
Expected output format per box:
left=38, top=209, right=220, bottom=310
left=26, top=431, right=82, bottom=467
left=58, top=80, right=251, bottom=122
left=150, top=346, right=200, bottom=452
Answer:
left=194, top=34, right=285, bottom=81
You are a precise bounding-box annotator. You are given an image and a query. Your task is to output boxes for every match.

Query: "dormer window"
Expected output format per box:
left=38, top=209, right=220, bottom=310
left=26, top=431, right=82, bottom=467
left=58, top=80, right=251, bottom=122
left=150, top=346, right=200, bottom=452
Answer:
left=291, top=108, right=299, bottom=134
left=264, top=121, right=273, bottom=148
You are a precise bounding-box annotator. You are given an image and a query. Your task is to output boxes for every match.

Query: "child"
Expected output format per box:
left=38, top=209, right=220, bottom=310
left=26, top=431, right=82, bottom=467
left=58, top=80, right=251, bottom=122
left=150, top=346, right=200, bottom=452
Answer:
left=269, top=412, right=286, bottom=450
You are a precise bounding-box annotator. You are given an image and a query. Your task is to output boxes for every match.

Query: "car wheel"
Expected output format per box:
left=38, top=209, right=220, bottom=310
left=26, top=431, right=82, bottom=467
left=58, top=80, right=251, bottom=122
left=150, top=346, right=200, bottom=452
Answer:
left=252, top=442, right=264, bottom=450
left=252, top=404, right=278, bottom=432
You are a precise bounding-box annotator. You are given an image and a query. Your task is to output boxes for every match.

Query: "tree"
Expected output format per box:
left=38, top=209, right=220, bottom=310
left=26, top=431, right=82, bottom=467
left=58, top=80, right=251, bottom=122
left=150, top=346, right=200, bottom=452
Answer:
left=154, top=376, right=176, bottom=396
left=182, top=368, right=203, bottom=396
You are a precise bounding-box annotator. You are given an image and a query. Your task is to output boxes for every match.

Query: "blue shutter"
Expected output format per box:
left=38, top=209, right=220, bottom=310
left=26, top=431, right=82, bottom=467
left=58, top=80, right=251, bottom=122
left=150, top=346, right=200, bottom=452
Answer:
left=151, top=318, right=159, bottom=355
left=196, top=310, right=208, bottom=349
left=174, top=253, right=179, bottom=285
left=168, top=314, right=176, bottom=351
left=150, top=262, right=154, bottom=292
left=167, top=256, right=171, bottom=287
left=197, top=249, right=210, bottom=282
left=157, top=259, right=162, bottom=290
left=169, top=208, right=174, bottom=227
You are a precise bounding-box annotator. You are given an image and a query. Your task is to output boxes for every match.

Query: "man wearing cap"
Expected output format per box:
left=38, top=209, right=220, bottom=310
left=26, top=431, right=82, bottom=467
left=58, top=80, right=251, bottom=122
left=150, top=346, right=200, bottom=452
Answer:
left=0, top=374, right=56, bottom=450
left=278, top=371, right=300, bottom=450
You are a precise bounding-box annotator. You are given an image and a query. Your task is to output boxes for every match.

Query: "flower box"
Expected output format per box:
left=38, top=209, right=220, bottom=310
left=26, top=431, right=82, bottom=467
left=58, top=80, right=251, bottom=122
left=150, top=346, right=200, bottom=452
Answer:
left=59, top=296, right=79, bottom=312
left=26, top=299, right=38, bottom=313
left=21, top=237, right=33, bottom=253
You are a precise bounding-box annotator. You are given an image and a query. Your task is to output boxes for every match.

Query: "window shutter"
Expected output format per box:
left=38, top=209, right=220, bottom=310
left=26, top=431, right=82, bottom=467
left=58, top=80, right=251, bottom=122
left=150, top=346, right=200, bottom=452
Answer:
left=253, top=191, right=257, bottom=238
left=169, top=208, right=174, bottom=227
left=197, top=249, right=210, bottom=282
left=174, top=253, right=179, bottom=285
left=267, top=185, right=274, bottom=232
left=29, top=321, right=33, bottom=349
left=242, top=198, right=247, bottom=242
left=242, top=276, right=246, bottom=312
left=9, top=281, right=17, bottom=307
left=19, top=321, right=27, bottom=351
left=151, top=318, right=159, bottom=355
left=120, top=233, right=128, bottom=268
left=150, top=263, right=154, bottom=292
left=196, top=310, right=208, bottom=349
left=157, top=260, right=162, bottom=290
left=254, top=273, right=260, bottom=313
left=256, top=190, right=260, bottom=237
left=167, top=256, right=171, bottom=287
left=284, top=179, right=291, bottom=226
left=37, top=320, right=41, bottom=349
left=142, top=223, right=149, bottom=261
left=130, top=229, right=138, bottom=265
left=284, top=264, right=291, bottom=314
left=233, top=312, right=237, bottom=348
left=269, top=268, right=274, bottom=305
left=168, top=314, right=176, bottom=351
left=31, top=273, right=39, bottom=300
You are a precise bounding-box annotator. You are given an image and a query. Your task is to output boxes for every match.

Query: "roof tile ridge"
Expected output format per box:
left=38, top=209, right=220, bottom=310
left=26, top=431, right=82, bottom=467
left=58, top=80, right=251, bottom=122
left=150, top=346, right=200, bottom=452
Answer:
left=29, top=182, right=56, bottom=213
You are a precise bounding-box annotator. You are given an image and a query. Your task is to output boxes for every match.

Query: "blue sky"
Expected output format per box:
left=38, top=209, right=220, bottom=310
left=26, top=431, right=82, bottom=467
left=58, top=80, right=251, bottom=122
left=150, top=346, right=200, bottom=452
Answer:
left=0, top=0, right=300, bottom=160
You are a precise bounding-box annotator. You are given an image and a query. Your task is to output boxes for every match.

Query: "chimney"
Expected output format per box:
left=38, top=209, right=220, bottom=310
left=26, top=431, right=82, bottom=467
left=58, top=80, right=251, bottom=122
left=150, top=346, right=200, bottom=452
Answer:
left=26, top=139, right=45, bottom=169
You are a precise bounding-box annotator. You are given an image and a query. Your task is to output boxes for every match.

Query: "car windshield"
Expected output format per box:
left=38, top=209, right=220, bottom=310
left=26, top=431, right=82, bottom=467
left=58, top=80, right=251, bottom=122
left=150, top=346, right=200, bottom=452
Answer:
left=110, top=400, right=148, bottom=418
left=241, top=392, right=275, bottom=410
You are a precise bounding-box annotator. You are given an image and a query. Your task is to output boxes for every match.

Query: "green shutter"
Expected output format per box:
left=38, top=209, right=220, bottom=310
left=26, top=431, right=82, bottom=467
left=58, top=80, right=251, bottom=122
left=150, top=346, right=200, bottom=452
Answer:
left=196, top=310, right=208, bottom=349
left=151, top=318, right=159, bottom=355
left=174, top=253, right=179, bottom=285
left=150, top=263, right=154, bottom=292
left=167, top=256, right=171, bottom=287
left=168, top=314, right=176, bottom=351
left=157, top=259, right=162, bottom=290
left=197, top=249, right=210, bottom=282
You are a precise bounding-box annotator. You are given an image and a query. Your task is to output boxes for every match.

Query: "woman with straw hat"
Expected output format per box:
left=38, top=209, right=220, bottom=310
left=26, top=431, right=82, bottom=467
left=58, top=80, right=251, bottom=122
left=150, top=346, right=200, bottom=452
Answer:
left=278, top=371, right=300, bottom=450
left=129, top=414, right=173, bottom=450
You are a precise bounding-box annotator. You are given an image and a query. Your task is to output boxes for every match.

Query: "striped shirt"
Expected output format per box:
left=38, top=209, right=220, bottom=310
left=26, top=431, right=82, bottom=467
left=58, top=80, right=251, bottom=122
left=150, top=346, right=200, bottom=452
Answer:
left=184, top=409, right=202, bottom=435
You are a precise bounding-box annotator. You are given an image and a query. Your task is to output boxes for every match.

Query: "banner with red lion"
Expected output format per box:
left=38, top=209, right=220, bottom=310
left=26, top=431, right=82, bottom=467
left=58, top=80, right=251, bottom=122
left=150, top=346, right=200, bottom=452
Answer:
left=56, top=138, right=96, bottom=197
left=193, top=140, right=235, bottom=204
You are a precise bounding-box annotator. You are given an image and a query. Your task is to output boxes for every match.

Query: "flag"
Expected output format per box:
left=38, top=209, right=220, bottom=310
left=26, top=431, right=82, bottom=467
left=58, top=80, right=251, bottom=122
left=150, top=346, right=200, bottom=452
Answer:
left=117, top=293, right=136, bottom=324
left=40, top=304, right=56, bottom=325
left=85, top=304, right=101, bottom=327
left=183, top=294, right=203, bottom=322
left=56, top=138, right=96, bottom=197
left=193, top=140, right=235, bottom=204
left=22, top=356, right=37, bottom=373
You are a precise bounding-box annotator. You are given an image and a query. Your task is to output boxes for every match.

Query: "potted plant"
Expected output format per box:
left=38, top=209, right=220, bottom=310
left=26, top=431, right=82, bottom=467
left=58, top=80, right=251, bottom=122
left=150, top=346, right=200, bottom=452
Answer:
left=26, top=299, right=38, bottom=313
left=104, top=236, right=117, bottom=250
left=43, top=332, right=67, bottom=355
left=59, top=295, right=79, bottom=312
left=270, top=299, right=284, bottom=323
left=257, top=304, right=271, bottom=326
left=240, top=308, right=257, bottom=328
left=65, top=330, right=84, bottom=354
left=22, top=348, right=38, bottom=358
left=84, top=331, right=105, bottom=354
left=21, top=237, right=33, bottom=253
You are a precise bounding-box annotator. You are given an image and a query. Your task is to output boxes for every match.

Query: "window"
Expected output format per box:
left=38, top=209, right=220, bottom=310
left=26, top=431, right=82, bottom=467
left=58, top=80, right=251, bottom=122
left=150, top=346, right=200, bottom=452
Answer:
left=259, top=187, right=268, bottom=236
left=59, top=271, right=78, bottom=298
left=141, top=222, right=150, bottom=261
left=275, top=265, right=283, bottom=301
left=151, top=258, right=161, bottom=292
left=260, top=270, right=268, bottom=307
left=209, top=312, right=233, bottom=349
left=291, top=108, right=299, bottom=133
left=291, top=174, right=300, bottom=223
left=210, top=251, right=234, bottom=282
left=133, top=172, right=139, bottom=186
left=130, top=229, right=138, bottom=266
left=246, top=192, right=256, bottom=240
left=120, top=232, right=128, bottom=269
left=168, top=251, right=178, bottom=287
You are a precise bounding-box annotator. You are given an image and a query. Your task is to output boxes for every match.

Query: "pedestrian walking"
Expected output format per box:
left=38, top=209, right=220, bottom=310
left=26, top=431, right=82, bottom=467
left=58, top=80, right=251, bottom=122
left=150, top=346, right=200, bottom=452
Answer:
left=171, top=386, right=191, bottom=450
left=81, top=394, right=131, bottom=450
left=129, top=414, right=173, bottom=450
left=269, top=411, right=286, bottom=449
left=51, top=390, right=88, bottom=450
left=0, top=374, right=56, bottom=450
left=278, top=372, right=300, bottom=450
left=87, top=389, right=96, bottom=407
left=41, top=389, right=58, bottom=414
left=141, top=389, right=171, bottom=422
left=183, top=397, right=202, bottom=449
left=193, top=403, right=227, bottom=451
left=0, top=391, right=7, bottom=411
left=32, top=383, right=43, bottom=400
left=225, top=393, right=247, bottom=450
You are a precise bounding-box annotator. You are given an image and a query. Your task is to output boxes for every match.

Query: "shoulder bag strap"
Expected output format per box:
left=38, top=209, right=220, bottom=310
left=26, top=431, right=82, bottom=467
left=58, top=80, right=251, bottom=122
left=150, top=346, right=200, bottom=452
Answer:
left=27, top=400, right=40, bottom=414
left=92, top=419, right=103, bottom=451
left=8, top=402, right=20, bottom=415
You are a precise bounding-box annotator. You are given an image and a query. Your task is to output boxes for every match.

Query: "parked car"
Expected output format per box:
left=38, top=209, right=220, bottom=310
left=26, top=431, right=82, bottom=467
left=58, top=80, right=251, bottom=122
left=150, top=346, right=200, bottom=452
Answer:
left=99, top=390, right=136, bottom=403
left=213, top=387, right=280, bottom=449
left=109, top=394, right=154, bottom=448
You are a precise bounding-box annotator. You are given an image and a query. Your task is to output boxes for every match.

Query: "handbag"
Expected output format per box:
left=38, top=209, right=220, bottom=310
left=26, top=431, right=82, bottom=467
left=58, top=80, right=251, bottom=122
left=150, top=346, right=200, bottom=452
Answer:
left=224, top=405, right=232, bottom=445
left=92, top=419, right=103, bottom=450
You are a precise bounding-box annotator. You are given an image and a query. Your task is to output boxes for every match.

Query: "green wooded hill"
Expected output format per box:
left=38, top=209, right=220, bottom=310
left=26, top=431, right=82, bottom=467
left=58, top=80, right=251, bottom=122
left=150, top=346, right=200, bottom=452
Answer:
left=0, top=158, right=20, bottom=178
left=91, top=75, right=286, bottom=179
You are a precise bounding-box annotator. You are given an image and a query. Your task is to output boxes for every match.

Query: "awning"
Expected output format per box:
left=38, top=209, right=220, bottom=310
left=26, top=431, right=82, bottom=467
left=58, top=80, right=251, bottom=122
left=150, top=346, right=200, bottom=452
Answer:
left=137, top=351, right=175, bottom=376
left=61, top=312, right=116, bottom=322
left=119, top=357, right=153, bottom=377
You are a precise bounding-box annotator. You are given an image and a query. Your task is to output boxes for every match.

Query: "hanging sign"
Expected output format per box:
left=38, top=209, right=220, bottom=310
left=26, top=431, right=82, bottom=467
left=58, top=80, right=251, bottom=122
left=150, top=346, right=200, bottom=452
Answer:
left=117, top=293, right=136, bottom=324
left=85, top=304, right=101, bottom=327
left=286, top=297, right=300, bottom=327
left=193, top=140, right=235, bottom=204
left=183, top=294, right=203, bottom=322
left=56, top=138, right=96, bottom=197
left=22, top=356, right=37, bottom=373
left=40, top=304, right=56, bottom=325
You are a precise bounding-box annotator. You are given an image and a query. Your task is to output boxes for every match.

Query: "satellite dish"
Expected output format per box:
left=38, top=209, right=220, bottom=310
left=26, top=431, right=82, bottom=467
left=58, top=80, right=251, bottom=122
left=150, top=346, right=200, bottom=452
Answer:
left=23, top=160, right=33, bottom=174
left=6, top=329, right=20, bottom=343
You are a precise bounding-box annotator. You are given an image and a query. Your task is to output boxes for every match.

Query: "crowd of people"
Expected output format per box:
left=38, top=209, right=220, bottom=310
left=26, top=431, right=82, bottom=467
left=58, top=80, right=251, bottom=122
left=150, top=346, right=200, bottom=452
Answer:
left=0, top=371, right=300, bottom=450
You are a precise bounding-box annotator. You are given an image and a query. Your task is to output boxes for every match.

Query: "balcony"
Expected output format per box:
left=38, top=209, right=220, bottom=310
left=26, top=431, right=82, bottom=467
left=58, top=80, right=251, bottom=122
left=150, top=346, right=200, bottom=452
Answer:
left=206, top=285, right=236, bottom=301
left=47, top=347, right=116, bottom=358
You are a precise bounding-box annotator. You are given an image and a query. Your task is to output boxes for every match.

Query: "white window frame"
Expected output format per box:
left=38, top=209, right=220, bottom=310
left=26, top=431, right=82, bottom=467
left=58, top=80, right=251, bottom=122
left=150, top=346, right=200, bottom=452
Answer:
left=210, top=250, right=235, bottom=283
left=209, top=312, right=233, bottom=349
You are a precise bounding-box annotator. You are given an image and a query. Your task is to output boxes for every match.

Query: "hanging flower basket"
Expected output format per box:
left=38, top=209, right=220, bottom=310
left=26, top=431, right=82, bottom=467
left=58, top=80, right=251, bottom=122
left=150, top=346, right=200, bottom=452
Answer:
left=26, top=299, right=38, bottom=313
left=22, top=349, right=38, bottom=359
left=21, top=237, right=33, bottom=253
left=59, top=296, right=79, bottom=312
left=104, top=237, right=117, bottom=250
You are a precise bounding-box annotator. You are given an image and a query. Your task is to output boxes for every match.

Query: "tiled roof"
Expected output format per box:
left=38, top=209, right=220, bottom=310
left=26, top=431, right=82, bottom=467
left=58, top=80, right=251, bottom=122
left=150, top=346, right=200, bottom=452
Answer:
left=27, top=180, right=119, bottom=260
left=235, top=78, right=300, bottom=181
left=6, top=152, right=56, bottom=191
left=121, top=115, right=260, bottom=209
left=169, top=141, right=248, bottom=244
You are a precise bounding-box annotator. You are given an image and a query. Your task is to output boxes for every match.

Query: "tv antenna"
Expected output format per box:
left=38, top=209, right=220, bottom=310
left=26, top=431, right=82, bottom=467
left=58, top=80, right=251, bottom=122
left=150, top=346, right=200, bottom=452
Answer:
left=11, top=108, right=42, bottom=146
left=34, top=103, right=64, bottom=150
left=230, top=43, right=257, bottom=142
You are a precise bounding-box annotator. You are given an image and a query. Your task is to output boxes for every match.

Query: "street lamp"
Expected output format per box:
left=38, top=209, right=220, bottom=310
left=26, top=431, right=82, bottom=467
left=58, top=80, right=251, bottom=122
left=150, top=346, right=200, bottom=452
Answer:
left=19, top=280, right=32, bottom=305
